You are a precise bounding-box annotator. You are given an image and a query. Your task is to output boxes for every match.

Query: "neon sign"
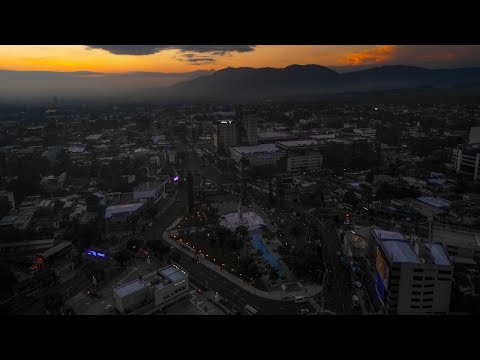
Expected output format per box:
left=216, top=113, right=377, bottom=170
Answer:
left=86, top=249, right=107, bottom=259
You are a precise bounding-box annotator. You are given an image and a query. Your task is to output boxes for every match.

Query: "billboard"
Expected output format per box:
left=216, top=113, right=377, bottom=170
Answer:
left=375, top=272, right=386, bottom=302
left=375, top=246, right=389, bottom=288
left=86, top=249, right=107, bottom=259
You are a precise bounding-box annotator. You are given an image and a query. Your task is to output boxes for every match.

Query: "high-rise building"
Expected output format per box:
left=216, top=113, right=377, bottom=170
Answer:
left=213, top=119, right=237, bottom=153
left=370, top=229, right=453, bottom=315
left=236, top=108, right=259, bottom=145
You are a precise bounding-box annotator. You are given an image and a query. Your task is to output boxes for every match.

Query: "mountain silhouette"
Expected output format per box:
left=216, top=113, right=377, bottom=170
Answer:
left=157, top=64, right=480, bottom=101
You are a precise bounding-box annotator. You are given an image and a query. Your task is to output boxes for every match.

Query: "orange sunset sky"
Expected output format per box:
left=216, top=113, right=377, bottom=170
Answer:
left=0, top=45, right=478, bottom=74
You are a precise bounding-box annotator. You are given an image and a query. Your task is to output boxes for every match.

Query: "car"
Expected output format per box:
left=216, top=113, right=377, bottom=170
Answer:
left=176, top=199, right=180, bottom=203
left=353, top=281, right=362, bottom=289
left=147, top=222, right=153, bottom=227
left=297, top=308, right=310, bottom=315
left=352, top=295, right=360, bottom=308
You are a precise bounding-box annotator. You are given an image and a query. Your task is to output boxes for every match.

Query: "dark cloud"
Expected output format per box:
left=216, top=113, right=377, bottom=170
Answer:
left=174, top=53, right=217, bottom=65
left=86, top=45, right=255, bottom=56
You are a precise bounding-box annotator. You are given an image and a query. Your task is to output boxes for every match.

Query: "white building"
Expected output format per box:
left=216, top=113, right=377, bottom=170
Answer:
left=133, top=182, right=166, bottom=204
left=371, top=229, right=453, bottom=315
left=113, top=264, right=189, bottom=314
left=452, top=143, right=480, bottom=181
left=213, top=120, right=237, bottom=152
left=230, top=144, right=285, bottom=171
left=275, top=140, right=323, bottom=173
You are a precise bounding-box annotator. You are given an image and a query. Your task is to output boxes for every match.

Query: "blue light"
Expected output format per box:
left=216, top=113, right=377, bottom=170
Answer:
left=86, top=249, right=107, bottom=258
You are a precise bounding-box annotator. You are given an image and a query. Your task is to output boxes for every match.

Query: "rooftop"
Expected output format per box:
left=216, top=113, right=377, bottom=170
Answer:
left=104, top=203, right=144, bottom=219
left=424, top=243, right=451, bottom=266
left=417, top=196, right=450, bottom=209
left=432, top=226, right=480, bottom=250
left=231, top=143, right=280, bottom=155
left=0, top=215, right=17, bottom=226
left=39, top=241, right=72, bottom=258
left=114, top=264, right=187, bottom=299
left=86, top=134, right=102, bottom=140
left=373, top=229, right=421, bottom=264
left=67, top=145, right=86, bottom=153
left=114, top=279, right=147, bottom=298
left=276, top=140, right=319, bottom=148
left=258, top=131, right=294, bottom=139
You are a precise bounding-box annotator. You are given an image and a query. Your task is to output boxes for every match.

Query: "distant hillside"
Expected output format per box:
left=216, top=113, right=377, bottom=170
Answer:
left=151, top=64, right=480, bottom=102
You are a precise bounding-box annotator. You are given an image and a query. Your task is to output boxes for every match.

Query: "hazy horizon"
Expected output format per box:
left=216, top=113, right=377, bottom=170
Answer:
left=2, top=45, right=480, bottom=100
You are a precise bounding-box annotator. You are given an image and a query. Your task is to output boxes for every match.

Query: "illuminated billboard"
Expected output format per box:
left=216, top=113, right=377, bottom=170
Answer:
left=86, top=249, right=107, bottom=259
left=375, top=246, right=389, bottom=288
left=375, top=272, right=386, bottom=302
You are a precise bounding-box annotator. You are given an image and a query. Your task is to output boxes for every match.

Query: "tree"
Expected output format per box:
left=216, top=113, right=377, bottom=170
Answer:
left=127, top=237, right=144, bottom=251
left=0, top=264, right=17, bottom=297
left=288, top=224, right=305, bottom=248
left=44, top=291, right=65, bottom=315
left=366, top=172, right=374, bottom=184
left=344, top=190, right=360, bottom=206
left=235, top=225, right=249, bottom=239
left=114, top=249, right=133, bottom=266
left=240, top=156, right=250, bottom=172
left=269, top=268, right=279, bottom=282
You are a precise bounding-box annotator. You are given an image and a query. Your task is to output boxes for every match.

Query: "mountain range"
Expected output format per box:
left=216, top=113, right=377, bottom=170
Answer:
left=154, top=64, right=480, bottom=101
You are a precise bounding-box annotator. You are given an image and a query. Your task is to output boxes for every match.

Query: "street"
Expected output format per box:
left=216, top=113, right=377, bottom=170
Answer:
left=143, top=145, right=301, bottom=314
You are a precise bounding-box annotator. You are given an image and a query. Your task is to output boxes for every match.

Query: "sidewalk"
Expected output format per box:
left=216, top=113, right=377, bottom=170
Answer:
left=164, top=217, right=322, bottom=301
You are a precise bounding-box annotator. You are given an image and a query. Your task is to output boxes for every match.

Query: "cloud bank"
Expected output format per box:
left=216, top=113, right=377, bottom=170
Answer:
left=342, top=45, right=480, bottom=68
left=86, top=45, right=256, bottom=56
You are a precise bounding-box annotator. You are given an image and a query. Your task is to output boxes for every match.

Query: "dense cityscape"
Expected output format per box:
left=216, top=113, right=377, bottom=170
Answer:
left=1, top=99, right=479, bottom=316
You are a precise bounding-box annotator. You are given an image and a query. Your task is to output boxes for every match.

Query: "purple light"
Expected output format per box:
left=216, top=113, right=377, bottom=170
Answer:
left=173, top=175, right=179, bottom=182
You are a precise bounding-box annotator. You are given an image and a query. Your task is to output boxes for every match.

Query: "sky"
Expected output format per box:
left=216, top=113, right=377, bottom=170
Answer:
left=1, top=45, right=480, bottom=98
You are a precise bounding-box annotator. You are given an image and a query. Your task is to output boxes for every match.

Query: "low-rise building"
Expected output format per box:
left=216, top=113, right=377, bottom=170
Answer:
left=230, top=144, right=285, bottom=172
left=113, top=264, right=189, bottom=314
left=133, top=182, right=166, bottom=204
left=452, top=143, right=480, bottom=181
left=275, top=140, right=323, bottom=173
left=104, top=203, right=145, bottom=233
